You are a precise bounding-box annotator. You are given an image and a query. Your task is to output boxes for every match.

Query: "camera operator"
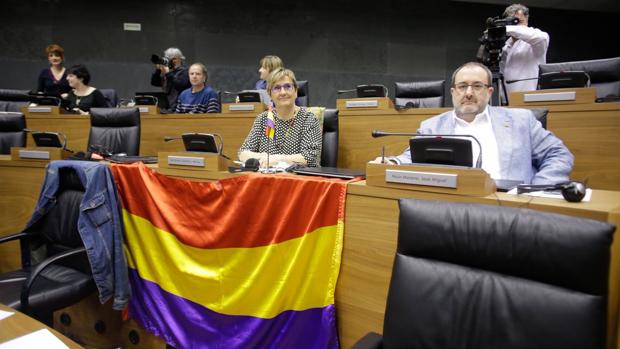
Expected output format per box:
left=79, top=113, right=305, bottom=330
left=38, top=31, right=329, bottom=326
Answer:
left=501, top=4, right=549, bottom=95
left=150, top=47, right=191, bottom=111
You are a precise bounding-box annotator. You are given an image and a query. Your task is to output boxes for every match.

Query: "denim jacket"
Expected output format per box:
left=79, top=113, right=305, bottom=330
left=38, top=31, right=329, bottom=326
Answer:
left=25, top=160, right=130, bottom=310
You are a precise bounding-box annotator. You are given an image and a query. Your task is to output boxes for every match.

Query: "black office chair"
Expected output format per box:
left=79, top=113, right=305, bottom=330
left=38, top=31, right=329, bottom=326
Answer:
left=321, top=108, right=339, bottom=167
left=99, top=88, right=119, bottom=108
left=0, top=112, right=27, bottom=154
left=297, top=80, right=309, bottom=107
left=530, top=108, right=548, bottom=129
left=88, top=107, right=141, bottom=156
left=353, top=199, right=615, bottom=349
left=539, top=57, right=620, bottom=99
left=394, top=80, right=445, bottom=108
left=0, top=167, right=96, bottom=325
left=0, top=89, right=31, bottom=112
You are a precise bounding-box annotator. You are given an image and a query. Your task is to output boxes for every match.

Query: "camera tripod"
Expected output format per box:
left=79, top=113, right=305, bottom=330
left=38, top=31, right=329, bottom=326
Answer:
left=489, top=69, right=510, bottom=106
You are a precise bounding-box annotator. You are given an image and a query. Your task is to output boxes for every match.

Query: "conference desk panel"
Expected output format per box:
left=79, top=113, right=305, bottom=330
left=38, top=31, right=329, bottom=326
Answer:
left=1, top=161, right=620, bottom=348
left=338, top=103, right=620, bottom=190
left=24, top=112, right=256, bottom=158
left=0, top=157, right=46, bottom=272
left=337, top=182, right=620, bottom=349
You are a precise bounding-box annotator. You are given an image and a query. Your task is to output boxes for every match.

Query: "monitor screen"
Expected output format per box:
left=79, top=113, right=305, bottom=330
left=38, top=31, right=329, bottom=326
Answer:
left=409, top=137, right=472, bottom=167
left=182, top=133, right=219, bottom=153
left=538, top=71, right=589, bottom=90
left=32, top=132, right=64, bottom=148
left=135, top=91, right=170, bottom=110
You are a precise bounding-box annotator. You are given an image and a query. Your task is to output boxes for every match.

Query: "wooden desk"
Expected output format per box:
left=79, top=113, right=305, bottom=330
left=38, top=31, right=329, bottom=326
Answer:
left=24, top=111, right=256, bottom=158
left=1, top=162, right=619, bottom=348
left=338, top=103, right=620, bottom=190
left=336, top=182, right=620, bottom=349
left=0, top=303, right=83, bottom=348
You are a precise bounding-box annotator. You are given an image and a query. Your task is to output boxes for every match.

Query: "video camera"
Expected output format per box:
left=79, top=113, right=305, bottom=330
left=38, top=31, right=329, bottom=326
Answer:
left=476, top=16, right=519, bottom=72
left=151, top=54, right=174, bottom=69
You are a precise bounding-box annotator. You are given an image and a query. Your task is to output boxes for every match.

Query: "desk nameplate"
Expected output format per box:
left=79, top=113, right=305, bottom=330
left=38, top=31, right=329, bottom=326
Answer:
left=228, top=104, right=255, bottom=111
left=337, top=97, right=394, bottom=111
left=167, top=156, right=205, bottom=167
left=158, top=152, right=231, bottom=172
left=386, top=169, right=457, bottom=188
left=346, top=100, right=378, bottom=108
left=524, top=91, right=576, bottom=103
left=18, top=150, right=50, bottom=160
left=10, top=147, right=71, bottom=162
left=27, top=106, right=53, bottom=113
left=221, top=102, right=265, bottom=114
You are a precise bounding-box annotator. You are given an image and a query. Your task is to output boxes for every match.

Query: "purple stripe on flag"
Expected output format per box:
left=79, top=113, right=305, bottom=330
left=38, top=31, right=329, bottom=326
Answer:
left=128, top=268, right=340, bottom=349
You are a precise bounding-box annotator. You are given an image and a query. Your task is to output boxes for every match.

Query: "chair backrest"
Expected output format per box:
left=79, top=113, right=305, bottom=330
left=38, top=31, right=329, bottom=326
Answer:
left=0, top=112, right=27, bottom=154
left=99, top=88, right=119, bottom=108
left=88, top=107, right=141, bottom=156
left=321, top=108, right=339, bottom=167
left=529, top=108, right=548, bottom=129
left=25, top=167, right=89, bottom=272
left=385, top=198, right=615, bottom=349
left=297, top=80, right=309, bottom=107
left=539, top=57, right=620, bottom=98
left=0, top=89, right=31, bottom=112
left=394, top=80, right=445, bottom=108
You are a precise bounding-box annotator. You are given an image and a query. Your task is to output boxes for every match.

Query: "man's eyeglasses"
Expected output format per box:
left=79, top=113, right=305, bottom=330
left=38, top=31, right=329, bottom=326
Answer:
left=454, top=82, right=490, bottom=93
left=271, top=83, right=295, bottom=93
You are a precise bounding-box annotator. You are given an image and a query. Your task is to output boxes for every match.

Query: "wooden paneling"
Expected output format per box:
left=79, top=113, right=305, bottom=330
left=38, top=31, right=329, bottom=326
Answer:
left=0, top=158, right=46, bottom=272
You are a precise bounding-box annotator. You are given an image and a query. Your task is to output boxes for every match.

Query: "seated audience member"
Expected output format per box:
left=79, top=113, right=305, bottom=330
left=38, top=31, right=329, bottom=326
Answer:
left=64, top=64, right=107, bottom=114
left=37, top=44, right=71, bottom=97
left=174, top=63, right=220, bottom=114
left=151, top=47, right=191, bottom=111
left=238, top=68, right=322, bottom=167
left=254, top=55, right=284, bottom=105
left=379, top=62, right=573, bottom=185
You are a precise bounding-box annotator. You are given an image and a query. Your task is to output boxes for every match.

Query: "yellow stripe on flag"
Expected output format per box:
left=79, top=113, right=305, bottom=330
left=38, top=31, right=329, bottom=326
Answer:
left=123, top=210, right=342, bottom=319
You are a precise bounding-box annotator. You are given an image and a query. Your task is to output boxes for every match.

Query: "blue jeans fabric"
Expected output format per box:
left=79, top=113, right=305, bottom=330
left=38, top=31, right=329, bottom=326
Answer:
left=25, top=160, right=130, bottom=310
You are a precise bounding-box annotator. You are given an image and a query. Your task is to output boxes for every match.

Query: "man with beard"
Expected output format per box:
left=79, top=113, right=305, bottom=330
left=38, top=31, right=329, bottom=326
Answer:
left=381, top=62, right=573, bottom=185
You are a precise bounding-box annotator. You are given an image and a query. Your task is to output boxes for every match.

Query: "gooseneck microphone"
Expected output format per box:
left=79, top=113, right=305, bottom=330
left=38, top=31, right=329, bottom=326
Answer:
left=371, top=130, right=484, bottom=168
left=505, top=76, right=539, bottom=84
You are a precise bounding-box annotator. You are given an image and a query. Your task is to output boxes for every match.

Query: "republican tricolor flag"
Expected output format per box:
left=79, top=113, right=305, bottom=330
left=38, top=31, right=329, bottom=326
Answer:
left=112, top=163, right=346, bottom=349
left=265, top=105, right=275, bottom=140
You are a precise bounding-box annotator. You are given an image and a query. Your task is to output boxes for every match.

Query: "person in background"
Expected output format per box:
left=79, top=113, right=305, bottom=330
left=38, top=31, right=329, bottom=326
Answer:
left=378, top=62, right=572, bottom=185
left=501, top=3, right=549, bottom=95
left=37, top=44, right=71, bottom=97
left=237, top=55, right=284, bottom=106
left=175, top=63, right=220, bottom=114
left=238, top=68, right=322, bottom=167
left=64, top=64, right=107, bottom=115
left=150, top=47, right=191, bottom=111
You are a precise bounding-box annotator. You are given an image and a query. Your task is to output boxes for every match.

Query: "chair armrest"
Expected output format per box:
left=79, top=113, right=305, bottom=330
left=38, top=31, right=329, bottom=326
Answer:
left=20, top=246, right=88, bottom=313
left=350, top=332, right=383, bottom=349
left=0, top=232, right=34, bottom=244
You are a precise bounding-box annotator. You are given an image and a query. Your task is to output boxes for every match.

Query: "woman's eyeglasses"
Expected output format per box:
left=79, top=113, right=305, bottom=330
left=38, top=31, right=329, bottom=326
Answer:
left=271, top=83, right=295, bottom=93
left=454, top=82, right=490, bottom=93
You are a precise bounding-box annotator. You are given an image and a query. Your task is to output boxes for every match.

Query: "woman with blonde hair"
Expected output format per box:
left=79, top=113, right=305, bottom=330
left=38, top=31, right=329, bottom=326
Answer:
left=239, top=68, right=322, bottom=167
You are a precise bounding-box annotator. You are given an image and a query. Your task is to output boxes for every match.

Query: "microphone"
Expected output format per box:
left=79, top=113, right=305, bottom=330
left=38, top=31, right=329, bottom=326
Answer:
left=505, top=76, right=539, bottom=84
left=395, top=101, right=419, bottom=110
left=337, top=88, right=357, bottom=94
left=371, top=129, right=483, bottom=168
left=229, top=158, right=260, bottom=173
left=164, top=136, right=180, bottom=142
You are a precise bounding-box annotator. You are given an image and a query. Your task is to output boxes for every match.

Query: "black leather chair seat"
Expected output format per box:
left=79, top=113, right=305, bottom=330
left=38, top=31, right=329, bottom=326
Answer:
left=0, top=264, right=95, bottom=312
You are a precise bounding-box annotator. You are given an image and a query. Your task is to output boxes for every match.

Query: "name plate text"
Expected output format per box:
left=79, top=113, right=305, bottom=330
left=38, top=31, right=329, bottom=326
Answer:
left=168, top=156, right=205, bottom=167
left=345, top=100, right=379, bottom=108
left=385, top=169, right=457, bottom=188
left=228, top=104, right=255, bottom=111
left=138, top=107, right=150, bottom=113
left=19, top=150, right=51, bottom=159
left=523, top=91, right=576, bottom=103
left=28, top=106, right=53, bottom=113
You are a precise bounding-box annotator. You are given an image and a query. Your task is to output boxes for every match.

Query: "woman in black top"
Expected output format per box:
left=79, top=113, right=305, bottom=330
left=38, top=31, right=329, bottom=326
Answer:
left=37, top=44, right=71, bottom=97
left=64, top=65, right=107, bottom=114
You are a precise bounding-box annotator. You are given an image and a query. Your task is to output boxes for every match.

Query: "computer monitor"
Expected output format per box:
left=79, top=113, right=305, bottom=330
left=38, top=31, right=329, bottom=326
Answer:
left=134, top=91, right=170, bottom=110
left=32, top=132, right=64, bottom=148
left=409, top=137, right=472, bottom=167
left=238, top=91, right=261, bottom=103
left=356, top=84, right=387, bottom=98
left=182, top=133, right=219, bottom=153
left=538, top=71, right=589, bottom=90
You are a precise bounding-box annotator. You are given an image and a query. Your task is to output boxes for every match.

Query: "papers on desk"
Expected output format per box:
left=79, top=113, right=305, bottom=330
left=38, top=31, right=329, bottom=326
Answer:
left=0, top=309, right=13, bottom=321
left=507, top=188, right=592, bottom=202
left=0, top=329, right=69, bottom=349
